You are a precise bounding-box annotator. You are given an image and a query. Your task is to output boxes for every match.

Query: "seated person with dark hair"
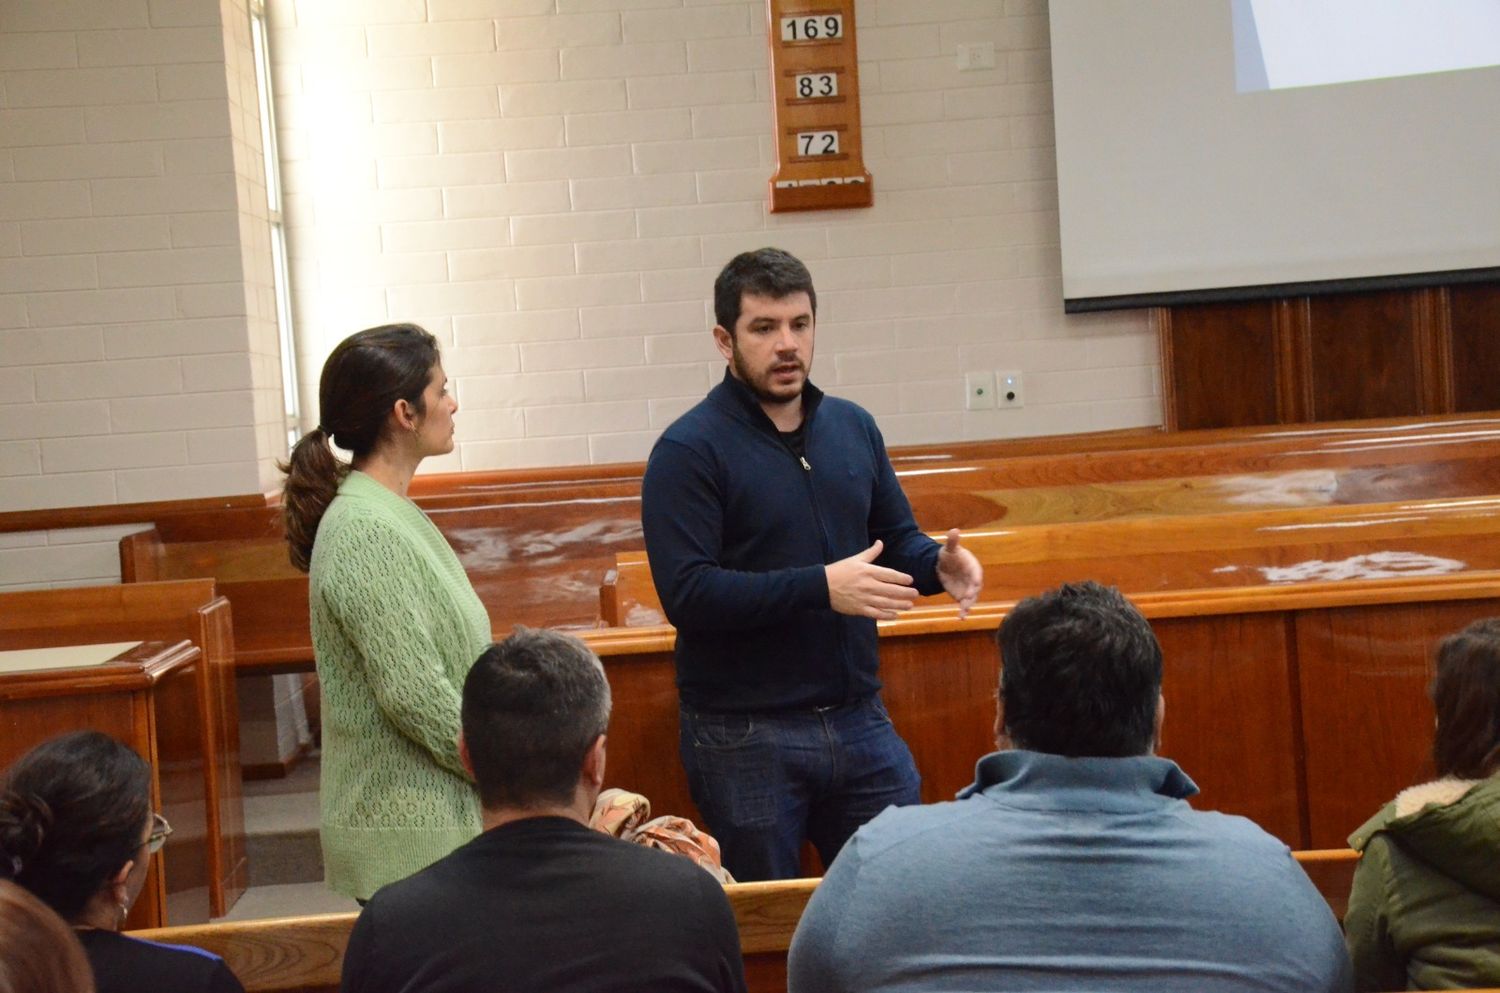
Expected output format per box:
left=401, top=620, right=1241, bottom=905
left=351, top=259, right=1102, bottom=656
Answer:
left=788, top=581, right=1351, bottom=993
left=0, top=731, right=244, bottom=993
left=341, top=627, right=747, bottom=993
left=1345, top=617, right=1500, bottom=992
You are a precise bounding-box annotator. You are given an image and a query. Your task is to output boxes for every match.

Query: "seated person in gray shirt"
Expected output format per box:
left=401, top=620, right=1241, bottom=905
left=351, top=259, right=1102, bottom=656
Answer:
left=788, top=581, right=1352, bottom=993
left=341, top=628, right=746, bottom=993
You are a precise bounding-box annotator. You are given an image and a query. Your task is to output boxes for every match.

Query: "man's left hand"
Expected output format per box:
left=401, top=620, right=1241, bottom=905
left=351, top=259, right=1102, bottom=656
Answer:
left=936, top=528, right=983, bottom=619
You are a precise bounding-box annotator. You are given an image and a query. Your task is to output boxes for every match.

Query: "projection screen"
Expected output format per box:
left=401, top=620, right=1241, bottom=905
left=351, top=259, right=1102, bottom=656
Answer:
left=1050, top=0, right=1500, bottom=311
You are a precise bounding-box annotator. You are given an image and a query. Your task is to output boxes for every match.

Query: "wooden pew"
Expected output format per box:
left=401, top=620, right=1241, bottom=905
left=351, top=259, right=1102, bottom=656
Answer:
left=0, top=639, right=203, bottom=930
left=6, top=413, right=1500, bottom=674
left=603, top=490, right=1500, bottom=624
left=583, top=570, right=1500, bottom=853
left=134, top=879, right=815, bottom=993
left=0, top=580, right=246, bottom=921
left=133, top=850, right=1363, bottom=993
left=4, top=418, right=1496, bottom=865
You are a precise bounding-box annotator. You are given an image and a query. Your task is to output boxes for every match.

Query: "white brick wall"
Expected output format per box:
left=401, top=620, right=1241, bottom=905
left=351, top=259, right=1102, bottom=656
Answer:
left=0, top=0, right=284, bottom=589
left=274, top=0, right=1156, bottom=473
left=3, top=0, right=1161, bottom=591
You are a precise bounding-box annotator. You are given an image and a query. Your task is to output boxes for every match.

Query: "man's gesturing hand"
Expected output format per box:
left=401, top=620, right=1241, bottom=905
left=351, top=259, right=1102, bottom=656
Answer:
left=937, top=528, right=983, bottom=619
left=825, top=540, right=920, bottom=620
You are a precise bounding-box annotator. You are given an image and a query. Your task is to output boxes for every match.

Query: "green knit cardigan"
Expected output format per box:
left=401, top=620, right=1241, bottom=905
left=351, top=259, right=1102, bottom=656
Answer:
left=308, top=470, right=493, bottom=900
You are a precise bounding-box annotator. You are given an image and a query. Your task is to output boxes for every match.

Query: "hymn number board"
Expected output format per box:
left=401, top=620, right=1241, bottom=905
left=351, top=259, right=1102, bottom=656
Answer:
left=767, top=0, right=873, bottom=212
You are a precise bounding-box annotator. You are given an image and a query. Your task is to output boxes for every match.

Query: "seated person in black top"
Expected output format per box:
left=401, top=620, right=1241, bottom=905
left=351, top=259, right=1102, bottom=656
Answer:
left=341, top=627, right=748, bottom=993
left=0, top=732, right=245, bottom=993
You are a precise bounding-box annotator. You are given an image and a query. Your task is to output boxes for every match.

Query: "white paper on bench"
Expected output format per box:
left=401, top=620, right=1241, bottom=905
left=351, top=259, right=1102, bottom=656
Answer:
left=0, top=642, right=143, bottom=674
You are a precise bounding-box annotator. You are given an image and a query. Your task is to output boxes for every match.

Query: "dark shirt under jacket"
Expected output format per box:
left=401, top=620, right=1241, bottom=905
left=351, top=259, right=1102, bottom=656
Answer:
left=340, top=816, right=747, bottom=993
left=78, top=928, right=245, bottom=993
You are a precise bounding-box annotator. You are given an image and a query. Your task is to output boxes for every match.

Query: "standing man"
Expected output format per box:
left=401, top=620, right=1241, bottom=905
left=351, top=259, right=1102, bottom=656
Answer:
left=641, top=247, right=983, bottom=881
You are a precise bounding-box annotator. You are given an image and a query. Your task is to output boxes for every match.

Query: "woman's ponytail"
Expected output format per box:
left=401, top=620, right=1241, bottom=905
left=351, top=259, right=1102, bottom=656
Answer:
left=280, top=428, right=346, bottom=573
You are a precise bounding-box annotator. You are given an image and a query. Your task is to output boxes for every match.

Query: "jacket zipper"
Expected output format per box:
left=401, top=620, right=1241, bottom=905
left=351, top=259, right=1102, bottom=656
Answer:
left=785, top=413, right=848, bottom=704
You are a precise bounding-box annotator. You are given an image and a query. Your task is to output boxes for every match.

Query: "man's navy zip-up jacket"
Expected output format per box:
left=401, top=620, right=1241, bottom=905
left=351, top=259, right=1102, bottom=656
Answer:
left=641, top=370, right=942, bottom=713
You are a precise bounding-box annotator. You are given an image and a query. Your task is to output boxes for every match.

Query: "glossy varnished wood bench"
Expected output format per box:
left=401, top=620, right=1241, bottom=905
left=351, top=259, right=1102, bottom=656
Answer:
left=4, top=414, right=1500, bottom=672
left=0, top=579, right=245, bottom=921
left=135, top=850, right=1361, bottom=993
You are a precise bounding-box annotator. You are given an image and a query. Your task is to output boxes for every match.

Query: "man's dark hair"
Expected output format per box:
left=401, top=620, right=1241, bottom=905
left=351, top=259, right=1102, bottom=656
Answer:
left=997, top=581, right=1163, bottom=757
left=462, top=627, right=612, bottom=810
left=713, top=247, right=817, bottom=334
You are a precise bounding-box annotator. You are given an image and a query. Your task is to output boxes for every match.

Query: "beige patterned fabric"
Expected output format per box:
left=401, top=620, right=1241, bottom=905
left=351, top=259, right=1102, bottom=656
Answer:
left=589, top=788, right=735, bottom=884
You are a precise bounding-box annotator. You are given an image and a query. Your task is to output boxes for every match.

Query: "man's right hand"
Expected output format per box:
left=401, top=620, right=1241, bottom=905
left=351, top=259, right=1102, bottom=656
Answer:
left=825, top=540, right=920, bottom=620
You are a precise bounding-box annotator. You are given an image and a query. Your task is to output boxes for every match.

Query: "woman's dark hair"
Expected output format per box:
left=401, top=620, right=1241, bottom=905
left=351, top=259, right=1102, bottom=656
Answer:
left=1431, top=617, right=1500, bottom=779
left=280, top=323, right=440, bottom=572
left=0, top=880, right=95, bottom=993
left=0, top=732, right=151, bottom=922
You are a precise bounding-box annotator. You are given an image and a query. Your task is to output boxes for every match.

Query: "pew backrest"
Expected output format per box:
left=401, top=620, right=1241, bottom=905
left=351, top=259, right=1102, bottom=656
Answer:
left=0, top=579, right=245, bottom=918
left=139, top=853, right=1364, bottom=993
left=137, top=878, right=822, bottom=993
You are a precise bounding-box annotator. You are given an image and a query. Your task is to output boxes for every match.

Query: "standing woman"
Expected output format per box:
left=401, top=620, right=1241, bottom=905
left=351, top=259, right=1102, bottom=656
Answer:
left=1345, top=617, right=1500, bottom=991
left=282, top=323, right=491, bottom=901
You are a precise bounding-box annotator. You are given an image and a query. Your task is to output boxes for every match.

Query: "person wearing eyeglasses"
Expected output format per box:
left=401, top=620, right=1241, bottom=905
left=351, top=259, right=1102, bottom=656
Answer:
left=0, top=731, right=245, bottom=993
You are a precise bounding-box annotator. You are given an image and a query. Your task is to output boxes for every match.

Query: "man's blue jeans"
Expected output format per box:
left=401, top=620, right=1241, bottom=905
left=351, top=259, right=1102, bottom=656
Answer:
left=679, top=695, right=921, bottom=881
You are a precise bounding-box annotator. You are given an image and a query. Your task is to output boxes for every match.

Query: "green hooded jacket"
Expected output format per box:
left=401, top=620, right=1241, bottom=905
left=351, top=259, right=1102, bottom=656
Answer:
left=1345, top=775, right=1500, bottom=992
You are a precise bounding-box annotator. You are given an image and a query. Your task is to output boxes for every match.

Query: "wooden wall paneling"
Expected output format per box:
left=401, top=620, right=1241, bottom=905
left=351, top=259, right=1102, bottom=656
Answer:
left=1293, top=598, right=1500, bottom=848
left=590, top=628, right=1002, bottom=827
left=1447, top=282, right=1500, bottom=412
left=1156, top=282, right=1500, bottom=429
left=878, top=629, right=999, bottom=804
left=1415, top=287, right=1454, bottom=414
left=1152, top=613, right=1306, bottom=848
left=1305, top=290, right=1425, bottom=421
left=1155, top=306, right=1177, bottom=429
left=592, top=647, right=697, bottom=823
left=1274, top=297, right=1314, bottom=423
left=1158, top=299, right=1282, bottom=430
left=742, top=954, right=789, bottom=993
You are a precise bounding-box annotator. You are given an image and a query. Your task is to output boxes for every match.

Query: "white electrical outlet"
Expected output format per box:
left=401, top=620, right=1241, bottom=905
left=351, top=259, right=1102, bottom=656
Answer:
left=997, top=369, right=1024, bottom=407
left=956, top=42, right=996, bottom=71
left=964, top=370, right=997, bottom=410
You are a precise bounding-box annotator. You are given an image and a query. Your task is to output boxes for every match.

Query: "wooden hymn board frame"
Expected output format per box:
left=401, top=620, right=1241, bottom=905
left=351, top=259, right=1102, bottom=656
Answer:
left=766, top=0, right=873, bottom=212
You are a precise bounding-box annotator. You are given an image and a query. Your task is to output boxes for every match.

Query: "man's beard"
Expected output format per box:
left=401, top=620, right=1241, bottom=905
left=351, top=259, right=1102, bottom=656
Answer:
left=732, top=342, right=806, bottom=406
